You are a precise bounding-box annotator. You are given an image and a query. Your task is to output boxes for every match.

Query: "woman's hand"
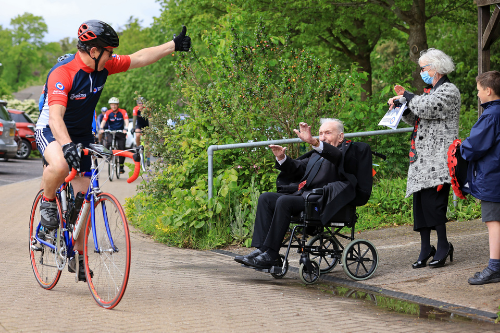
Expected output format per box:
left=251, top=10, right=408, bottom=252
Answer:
left=394, top=85, right=405, bottom=95
left=269, top=145, right=287, bottom=160
left=387, top=95, right=403, bottom=110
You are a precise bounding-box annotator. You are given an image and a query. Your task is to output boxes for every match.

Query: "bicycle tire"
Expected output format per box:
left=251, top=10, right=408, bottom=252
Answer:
left=84, top=193, right=131, bottom=309
left=108, top=156, right=114, bottom=182
left=115, top=155, right=120, bottom=179
left=29, top=189, right=62, bottom=290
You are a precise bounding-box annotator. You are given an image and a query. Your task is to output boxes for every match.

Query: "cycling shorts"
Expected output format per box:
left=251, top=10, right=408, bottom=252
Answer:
left=35, top=127, right=92, bottom=172
left=136, top=118, right=149, bottom=130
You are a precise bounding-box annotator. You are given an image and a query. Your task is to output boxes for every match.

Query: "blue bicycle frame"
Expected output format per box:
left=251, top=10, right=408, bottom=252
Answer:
left=33, top=156, right=117, bottom=263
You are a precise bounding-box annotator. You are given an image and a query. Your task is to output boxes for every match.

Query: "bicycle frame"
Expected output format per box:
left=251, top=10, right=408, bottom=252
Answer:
left=33, top=150, right=122, bottom=266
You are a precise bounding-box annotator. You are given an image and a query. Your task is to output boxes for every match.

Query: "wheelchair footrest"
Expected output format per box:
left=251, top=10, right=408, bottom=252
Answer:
left=240, top=264, right=282, bottom=274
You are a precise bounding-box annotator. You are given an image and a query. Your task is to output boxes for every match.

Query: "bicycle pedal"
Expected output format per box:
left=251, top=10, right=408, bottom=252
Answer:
left=31, top=244, right=43, bottom=251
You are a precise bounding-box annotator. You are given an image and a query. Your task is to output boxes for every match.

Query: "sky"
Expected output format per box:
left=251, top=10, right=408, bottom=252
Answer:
left=0, top=0, right=163, bottom=43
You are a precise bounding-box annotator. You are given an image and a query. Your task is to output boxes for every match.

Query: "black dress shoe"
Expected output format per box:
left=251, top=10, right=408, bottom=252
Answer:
left=468, top=267, right=500, bottom=285
left=429, top=242, right=454, bottom=268
left=242, top=252, right=280, bottom=269
left=412, top=246, right=436, bottom=269
left=234, top=249, right=263, bottom=265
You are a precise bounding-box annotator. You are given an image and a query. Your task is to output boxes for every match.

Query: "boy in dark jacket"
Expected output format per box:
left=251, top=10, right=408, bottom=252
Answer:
left=461, top=71, right=500, bottom=285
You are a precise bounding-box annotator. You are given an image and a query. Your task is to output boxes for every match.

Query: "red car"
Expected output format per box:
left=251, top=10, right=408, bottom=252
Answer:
left=7, top=109, right=36, bottom=159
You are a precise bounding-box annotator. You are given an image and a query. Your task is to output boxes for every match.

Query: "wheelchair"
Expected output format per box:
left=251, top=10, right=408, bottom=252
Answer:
left=242, top=189, right=379, bottom=285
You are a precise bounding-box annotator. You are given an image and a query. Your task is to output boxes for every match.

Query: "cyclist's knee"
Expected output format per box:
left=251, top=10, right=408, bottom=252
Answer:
left=43, top=143, right=69, bottom=176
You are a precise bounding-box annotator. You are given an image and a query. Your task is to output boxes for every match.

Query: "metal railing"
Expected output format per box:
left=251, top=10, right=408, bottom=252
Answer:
left=207, top=127, right=413, bottom=199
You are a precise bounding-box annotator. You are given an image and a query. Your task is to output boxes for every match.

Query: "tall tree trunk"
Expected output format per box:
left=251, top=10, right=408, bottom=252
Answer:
left=356, top=54, right=372, bottom=101
left=389, top=0, right=428, bottom=93
left=406, top=20, right=428, bottom=93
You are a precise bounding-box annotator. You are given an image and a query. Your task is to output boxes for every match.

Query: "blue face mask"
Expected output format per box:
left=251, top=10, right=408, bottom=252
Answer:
left=420, top=71, right=434, bottom=85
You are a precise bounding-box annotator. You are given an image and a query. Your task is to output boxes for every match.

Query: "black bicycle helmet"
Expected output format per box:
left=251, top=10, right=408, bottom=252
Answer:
left=78, top=20, right=119, bottom=49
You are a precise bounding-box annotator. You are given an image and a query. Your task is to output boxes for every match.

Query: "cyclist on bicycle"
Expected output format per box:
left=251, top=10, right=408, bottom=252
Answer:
left=131, top=97, right=150, bottom=166
left=96, top=106, right=108, bottom=144
left=34, top=20, right=191, bottom=280
left=99, top=97, right=129, bottom=174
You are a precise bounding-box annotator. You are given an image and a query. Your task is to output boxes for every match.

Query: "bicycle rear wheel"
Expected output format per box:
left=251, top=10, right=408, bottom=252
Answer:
left=29, top=189, right=62, bottom=289
left=84, top=193, right=131, bottom=309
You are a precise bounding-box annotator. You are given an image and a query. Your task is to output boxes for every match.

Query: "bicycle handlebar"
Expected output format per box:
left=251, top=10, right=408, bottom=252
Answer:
left=65, top=148, right=141, bottom=184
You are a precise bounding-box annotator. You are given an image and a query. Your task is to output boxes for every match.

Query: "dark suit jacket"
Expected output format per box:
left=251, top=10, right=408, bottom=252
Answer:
left=275, top=141, right=373, bottom=225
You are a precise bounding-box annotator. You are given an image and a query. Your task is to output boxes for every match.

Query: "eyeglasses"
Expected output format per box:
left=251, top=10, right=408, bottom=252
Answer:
left=100, top=48, right=114, bottom=57
left=420, top=64, right=431, bottom=72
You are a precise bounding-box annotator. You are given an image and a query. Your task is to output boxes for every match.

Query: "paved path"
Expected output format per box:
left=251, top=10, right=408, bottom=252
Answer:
left=0, top=174, right=498, bottom=332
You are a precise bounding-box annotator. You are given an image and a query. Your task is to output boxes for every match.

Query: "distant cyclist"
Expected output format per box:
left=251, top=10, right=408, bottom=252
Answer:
left=35, top=20, right=191, bottom=280
left=132, top=97, right=150, bottom=166
left=99, top=97, right=129, bottom=174
left=96, top=106, right=108, bottom=144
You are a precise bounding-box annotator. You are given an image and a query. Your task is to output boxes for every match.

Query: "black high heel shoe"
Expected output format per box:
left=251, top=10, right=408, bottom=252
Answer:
left=429, top=242, right=454, bottom=268
left=412, top=245, right=436, bottom=269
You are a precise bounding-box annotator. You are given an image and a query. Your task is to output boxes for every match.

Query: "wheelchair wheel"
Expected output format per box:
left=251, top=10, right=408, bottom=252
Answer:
left=271, top=254, right=288, bottom=279
left=342, top=239, right=378, bottom=281
left=307, top=233, right=340, bottom=274
left=299, top=260, right=320, bottom=285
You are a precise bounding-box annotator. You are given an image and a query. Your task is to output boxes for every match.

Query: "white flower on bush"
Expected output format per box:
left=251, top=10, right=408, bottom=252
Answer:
left=4, top=98, right=39, bottom=122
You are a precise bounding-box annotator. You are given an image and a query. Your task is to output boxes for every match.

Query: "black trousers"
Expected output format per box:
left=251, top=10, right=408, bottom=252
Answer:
left=251, top=192, right=305, bottom=252
left=105, top=132, right=126, bottom=165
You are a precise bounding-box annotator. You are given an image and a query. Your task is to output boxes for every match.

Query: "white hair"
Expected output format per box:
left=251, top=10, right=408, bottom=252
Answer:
left=419, top=48, right=455, bottom=75
left=320, top=118, right=344, bottom=133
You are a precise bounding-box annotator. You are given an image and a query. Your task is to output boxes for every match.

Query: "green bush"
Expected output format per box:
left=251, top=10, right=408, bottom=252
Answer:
left=125, top=11, right=484, bottom=249
left=126, top=14, right=371, bottom=248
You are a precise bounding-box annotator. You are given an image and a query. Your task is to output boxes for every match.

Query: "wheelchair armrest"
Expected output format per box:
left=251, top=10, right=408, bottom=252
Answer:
left=311, top=188, right=324, bottom=195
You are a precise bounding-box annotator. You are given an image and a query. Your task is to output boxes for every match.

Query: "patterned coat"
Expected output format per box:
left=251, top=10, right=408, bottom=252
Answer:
left=401, top=76, right=461, bottom=198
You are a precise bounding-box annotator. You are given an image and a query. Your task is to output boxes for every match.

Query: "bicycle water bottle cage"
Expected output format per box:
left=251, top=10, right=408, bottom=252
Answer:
left=89, top=143, right=113, bottom=157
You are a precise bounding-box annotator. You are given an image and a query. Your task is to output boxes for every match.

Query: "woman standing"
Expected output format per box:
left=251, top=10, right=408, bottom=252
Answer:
left=388, top=48, right=460, bottom=269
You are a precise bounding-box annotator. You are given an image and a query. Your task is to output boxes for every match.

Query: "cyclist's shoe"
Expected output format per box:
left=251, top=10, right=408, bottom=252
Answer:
left=120, top=165, right=125, bottom=174
left=40, top=200, right=59, bottom=230
left=146, top=158, right=150, bottom=167
left=68, top=255, right=93, bottom=282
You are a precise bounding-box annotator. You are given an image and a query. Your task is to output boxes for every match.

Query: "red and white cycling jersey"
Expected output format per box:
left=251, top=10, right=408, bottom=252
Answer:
left=37, top=52, right=131, bottom=139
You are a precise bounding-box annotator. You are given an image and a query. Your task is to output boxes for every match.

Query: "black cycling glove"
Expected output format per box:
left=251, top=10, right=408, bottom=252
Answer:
left=173, top=26, right=191, bottom=52
left=62, top=142, right=81, bottom=172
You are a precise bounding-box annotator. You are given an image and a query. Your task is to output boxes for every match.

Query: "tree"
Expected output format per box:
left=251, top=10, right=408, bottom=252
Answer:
left=155, top=0, right=388, bottom=100
left=328, top=0, right=474, bottom=91
left=238, top=0, right=391, bottom=100
left=10, top=13, right=47, bottom=47
left=1, top=42, right=40, bottom=89
left=59, top=37, right=78, bottom=54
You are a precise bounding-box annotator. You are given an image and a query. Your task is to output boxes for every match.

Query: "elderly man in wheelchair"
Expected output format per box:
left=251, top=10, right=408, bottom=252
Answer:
left=234, top=119, right=377, bottom=283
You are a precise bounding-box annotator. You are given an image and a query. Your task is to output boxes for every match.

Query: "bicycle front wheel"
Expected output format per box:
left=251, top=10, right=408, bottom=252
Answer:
left=115, top=155, right=120, bottom=179
left=108, top=157, right=115, bottom=181
left=84, top=193, right=131, bottom=309
left=29, top=189, right=62, bottom=289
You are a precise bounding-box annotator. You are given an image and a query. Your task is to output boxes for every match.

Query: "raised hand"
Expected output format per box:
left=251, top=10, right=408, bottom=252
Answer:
left=269, top=145, right=287, bottom=160
left=293, top=122, right=315, bottom=145
left=394, top=85, right=405, bottom=95
left=173, top=26, right=191, bottom=52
